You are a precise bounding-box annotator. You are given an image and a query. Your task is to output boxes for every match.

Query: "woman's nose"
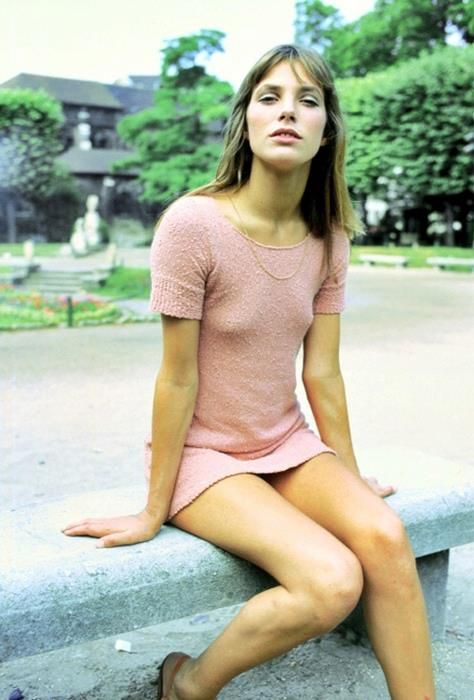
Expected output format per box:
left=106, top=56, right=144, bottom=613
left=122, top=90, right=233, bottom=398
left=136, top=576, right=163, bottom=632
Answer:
left=278, top=105, right=296, bottom=121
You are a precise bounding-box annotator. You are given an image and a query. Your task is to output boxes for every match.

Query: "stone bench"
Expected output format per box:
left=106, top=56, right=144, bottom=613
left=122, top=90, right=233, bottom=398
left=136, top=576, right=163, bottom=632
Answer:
left=1, top=449, right=473, bottom=665
left=359, top=253, right=409, bottom=268
left=426, top=256, right=474, bottom=272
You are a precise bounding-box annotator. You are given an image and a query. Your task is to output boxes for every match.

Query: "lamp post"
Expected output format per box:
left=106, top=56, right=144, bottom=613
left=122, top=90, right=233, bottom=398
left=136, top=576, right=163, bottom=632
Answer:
left=101, top=176, right=116, bottom=224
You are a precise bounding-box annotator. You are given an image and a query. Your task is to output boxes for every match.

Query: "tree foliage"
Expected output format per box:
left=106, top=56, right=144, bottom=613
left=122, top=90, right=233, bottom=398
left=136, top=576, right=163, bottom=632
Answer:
left=0, top=88, right=65, bottom=196
left=338, top=45, right=474, bottom=200
left=294, top=0, right=343, bottom=52
left=296, top=0, right=474, bottom=77
left=115, top=29, right=233, bottom=205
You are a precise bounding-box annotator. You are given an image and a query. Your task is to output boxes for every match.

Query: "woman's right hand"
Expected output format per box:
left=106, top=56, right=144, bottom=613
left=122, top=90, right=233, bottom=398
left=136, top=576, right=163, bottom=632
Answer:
left=62, top=509, right=163, bottom=548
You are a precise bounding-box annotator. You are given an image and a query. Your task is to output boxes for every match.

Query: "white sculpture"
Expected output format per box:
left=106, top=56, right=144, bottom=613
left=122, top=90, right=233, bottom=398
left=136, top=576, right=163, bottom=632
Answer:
left=70, top=217, right=88, bottom=256
left=83, top=194, right=101, bottom=248
left=70, top=195, right=104, bottom=256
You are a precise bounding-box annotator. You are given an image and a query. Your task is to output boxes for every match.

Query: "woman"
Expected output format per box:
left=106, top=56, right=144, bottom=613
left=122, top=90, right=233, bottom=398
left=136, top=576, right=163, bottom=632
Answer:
left=63, top=45, right=435, bottom=699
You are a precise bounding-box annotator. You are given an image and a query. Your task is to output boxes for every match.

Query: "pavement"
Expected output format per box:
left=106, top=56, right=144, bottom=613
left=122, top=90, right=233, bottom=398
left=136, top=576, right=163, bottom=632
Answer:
left=1, top=257, right=474, bottom=699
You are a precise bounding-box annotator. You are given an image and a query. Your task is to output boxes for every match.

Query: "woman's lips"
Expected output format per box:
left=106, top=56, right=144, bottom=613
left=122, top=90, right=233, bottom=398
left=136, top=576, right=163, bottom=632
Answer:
left=270, top=133, right=301, bottom=143
left=269, top=129, right=302, bottom=143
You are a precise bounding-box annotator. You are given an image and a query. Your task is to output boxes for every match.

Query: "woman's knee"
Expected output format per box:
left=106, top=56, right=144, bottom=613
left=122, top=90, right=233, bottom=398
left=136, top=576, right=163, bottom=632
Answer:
left=296, top=549, right=364, bottom=633
left=357, top=510, right=417, bottom=583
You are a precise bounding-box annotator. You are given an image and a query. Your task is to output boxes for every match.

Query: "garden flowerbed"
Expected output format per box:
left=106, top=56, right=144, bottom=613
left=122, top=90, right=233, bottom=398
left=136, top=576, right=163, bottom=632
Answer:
left=0, top=286, right=123, bottom=330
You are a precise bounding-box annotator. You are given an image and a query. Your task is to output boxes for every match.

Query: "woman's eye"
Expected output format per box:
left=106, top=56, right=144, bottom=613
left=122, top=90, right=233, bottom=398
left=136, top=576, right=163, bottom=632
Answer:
left=259, top=94, right=277, bottom=103
left=302, top=98, right=319, bottom=107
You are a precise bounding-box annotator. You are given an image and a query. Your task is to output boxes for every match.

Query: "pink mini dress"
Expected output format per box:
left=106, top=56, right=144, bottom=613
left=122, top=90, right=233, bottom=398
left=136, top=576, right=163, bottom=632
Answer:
left=145, top=195, right=350, bottom=519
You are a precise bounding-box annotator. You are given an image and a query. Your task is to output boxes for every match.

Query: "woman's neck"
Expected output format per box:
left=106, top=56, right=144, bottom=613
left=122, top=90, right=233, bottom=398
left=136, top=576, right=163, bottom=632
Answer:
left=235, top=160, right=310, bottom=229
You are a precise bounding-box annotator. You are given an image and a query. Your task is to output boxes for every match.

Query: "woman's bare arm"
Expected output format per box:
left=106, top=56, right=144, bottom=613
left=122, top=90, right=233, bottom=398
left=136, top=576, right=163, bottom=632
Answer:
left=145, top=315, right=200, bottom=522
left=302, top=313, right=395, bottom=496
left=62, top=314, right=200, bottom=547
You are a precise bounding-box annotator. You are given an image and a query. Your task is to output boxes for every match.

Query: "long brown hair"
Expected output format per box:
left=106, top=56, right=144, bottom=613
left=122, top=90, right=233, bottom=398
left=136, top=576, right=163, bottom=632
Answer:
left=190, top=44, right=363, bottom=244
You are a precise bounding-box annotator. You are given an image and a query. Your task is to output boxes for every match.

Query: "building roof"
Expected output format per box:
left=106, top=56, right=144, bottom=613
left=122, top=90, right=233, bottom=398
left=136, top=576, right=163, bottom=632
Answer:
left=1, top=74, right=123, bottom=109
left=1, top=73, right=156, bottom=115
left=58, top=147, right=138, bottom=176
left=106, top=84, right=154, bottom=114
left=128, top=75, right=160, bottom=91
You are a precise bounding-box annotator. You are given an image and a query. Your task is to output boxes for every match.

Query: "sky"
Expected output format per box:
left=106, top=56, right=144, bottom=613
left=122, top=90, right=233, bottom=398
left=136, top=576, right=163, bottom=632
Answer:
left=1, top=0, right=374, bottom=88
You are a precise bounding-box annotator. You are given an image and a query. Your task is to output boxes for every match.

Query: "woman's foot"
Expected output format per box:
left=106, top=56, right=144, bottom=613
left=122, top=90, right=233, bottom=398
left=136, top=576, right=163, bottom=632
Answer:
left=169, top=655, right=216, bottom=700
left=157, top=652, right=190, bottom=700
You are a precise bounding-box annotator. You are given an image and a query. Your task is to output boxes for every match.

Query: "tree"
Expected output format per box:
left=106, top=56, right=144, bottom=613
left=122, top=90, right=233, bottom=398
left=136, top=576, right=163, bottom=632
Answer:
left=294, top=0, right=343, bottom=52
left=0, top=88, right=65, bottom=241
left=338, top=46, right=474, bottom=243
left=115, top=29, right=234, bottom=206
left=295, top=0, right=474, bottom=77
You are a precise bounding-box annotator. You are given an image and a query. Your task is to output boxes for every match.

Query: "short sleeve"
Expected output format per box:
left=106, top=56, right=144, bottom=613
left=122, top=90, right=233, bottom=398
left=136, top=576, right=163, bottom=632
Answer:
left=149, top=198, right=212, bottom=319
left=313, top=233, right=350, bottom=314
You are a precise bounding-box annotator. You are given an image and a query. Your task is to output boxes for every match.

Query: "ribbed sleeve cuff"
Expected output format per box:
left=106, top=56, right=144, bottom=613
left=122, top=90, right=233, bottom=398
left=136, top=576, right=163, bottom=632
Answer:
left=313, top=297, right=345, bottom=314
left=150, top=277, right=204, bottom=320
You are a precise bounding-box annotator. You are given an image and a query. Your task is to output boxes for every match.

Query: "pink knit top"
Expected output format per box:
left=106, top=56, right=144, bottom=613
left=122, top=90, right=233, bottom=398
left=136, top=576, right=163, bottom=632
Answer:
left=145, top=195, right=350, bottom=519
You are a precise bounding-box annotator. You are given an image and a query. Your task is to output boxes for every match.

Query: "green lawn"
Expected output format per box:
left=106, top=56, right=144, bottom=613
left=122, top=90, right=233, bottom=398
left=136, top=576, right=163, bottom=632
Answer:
left=351, top=245, right=473, bottom=268
left=93, top=267, right=150, bottom=299
left=0, top=243, right=62, bottom=257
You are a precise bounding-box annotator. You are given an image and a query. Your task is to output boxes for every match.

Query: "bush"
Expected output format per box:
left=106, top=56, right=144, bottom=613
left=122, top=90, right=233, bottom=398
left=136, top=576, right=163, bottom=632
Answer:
left=108, top=218, right=153, bottom=247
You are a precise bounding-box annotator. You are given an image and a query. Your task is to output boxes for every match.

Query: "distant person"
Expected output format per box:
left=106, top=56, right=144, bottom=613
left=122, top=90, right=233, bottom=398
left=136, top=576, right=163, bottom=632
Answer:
left=63, top=44, right=436, bottom=700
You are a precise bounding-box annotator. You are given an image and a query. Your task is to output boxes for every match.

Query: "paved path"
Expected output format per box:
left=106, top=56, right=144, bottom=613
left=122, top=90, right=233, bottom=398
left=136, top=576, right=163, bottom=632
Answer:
left=2, top=265, right=473, bottom=698
left=3, top=265, right=473, bottom=508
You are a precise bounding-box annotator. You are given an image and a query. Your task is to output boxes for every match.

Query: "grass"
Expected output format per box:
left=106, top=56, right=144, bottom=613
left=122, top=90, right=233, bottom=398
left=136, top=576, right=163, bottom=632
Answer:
left=93, top=267, right=151, bottom=299
left=0, top=286, right=123, bottom=331
left=0, top=243, right=62, bottom=257
left=351, top=245, right=473, bottom=269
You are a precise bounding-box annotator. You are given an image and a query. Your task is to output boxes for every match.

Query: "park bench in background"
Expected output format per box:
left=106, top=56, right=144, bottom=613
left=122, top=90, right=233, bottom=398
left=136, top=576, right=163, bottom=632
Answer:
left=2, top=448, right=472, bottom=670
left=359, top=253, right=409, bottom=268
left=426, top=256, right=474, bottom=272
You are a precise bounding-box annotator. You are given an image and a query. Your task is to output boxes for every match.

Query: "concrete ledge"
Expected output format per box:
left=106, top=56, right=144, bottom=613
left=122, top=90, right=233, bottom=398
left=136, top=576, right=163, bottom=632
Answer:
left=2, top=450, right=473, bottom=662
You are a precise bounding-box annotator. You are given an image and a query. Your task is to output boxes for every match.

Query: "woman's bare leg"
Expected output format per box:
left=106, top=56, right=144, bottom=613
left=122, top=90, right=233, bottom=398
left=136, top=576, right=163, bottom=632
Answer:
left=168, top=473, right=364, bottom=700
left=266, top=453, right=435, bottom=700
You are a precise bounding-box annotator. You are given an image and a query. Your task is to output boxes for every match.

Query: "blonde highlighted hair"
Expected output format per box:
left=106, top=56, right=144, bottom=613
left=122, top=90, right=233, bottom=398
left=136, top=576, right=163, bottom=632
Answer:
left=190, top=44, right=363, bottom=242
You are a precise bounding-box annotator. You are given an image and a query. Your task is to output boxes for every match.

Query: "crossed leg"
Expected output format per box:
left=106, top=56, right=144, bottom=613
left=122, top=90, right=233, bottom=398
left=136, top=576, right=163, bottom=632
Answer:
left=169, top=470, right=363, bottom=699
left=265, top=453, right=435, bottom=699
left=169, top=453, right=435, bottom=700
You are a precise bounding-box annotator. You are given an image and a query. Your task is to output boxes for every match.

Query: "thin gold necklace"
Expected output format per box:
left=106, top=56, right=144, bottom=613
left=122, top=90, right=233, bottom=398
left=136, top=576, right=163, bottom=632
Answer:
left=227, top=196, right=309, bottom=281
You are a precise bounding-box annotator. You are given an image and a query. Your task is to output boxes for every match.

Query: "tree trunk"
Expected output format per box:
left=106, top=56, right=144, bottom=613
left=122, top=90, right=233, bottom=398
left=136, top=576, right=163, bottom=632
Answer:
left=6, top=196, right=17, bottom=244
left=443, top=202, right=455, bottom=247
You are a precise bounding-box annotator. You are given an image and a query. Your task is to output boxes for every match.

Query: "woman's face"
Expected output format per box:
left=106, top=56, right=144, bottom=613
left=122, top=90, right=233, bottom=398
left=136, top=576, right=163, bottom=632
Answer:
left=245, top=60, right=327, bottom=173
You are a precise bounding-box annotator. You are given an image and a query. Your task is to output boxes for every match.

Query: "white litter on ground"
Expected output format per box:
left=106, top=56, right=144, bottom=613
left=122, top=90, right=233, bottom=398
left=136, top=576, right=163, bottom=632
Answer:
left=114, top=639, right=132, bottom=653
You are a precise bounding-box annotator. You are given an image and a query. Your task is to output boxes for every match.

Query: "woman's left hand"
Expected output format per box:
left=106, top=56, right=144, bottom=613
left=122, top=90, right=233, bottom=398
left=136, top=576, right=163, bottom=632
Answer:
left=363, top=476, right=397, bottom=498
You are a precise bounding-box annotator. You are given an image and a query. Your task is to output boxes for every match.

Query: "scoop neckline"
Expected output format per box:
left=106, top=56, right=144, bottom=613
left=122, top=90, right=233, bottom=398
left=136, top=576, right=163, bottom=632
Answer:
left=207, top=196, right=312, bottom=250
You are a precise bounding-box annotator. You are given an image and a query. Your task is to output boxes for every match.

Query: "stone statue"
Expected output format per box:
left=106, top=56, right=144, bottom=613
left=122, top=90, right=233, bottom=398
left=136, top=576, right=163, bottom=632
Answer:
left=70, top=195, right=104, bottom=255
left=70, top=217, right=88, bottom=256
left=83, top=194, right=101, bottom=248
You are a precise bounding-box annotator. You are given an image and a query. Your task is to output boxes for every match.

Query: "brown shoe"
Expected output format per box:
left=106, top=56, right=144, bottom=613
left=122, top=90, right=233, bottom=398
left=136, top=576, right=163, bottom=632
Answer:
left=157, top=651, right=191, bottom=700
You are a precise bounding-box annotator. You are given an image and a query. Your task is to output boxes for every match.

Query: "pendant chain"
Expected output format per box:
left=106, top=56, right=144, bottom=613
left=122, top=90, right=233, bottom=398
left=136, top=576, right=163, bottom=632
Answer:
left=227, top=197, right=309, bottom=281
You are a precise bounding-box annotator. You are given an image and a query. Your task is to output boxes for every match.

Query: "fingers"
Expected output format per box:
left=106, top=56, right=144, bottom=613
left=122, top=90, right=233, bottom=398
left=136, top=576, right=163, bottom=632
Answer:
left=363, top=477, right=397, bottom=499
left=97, top=531, right=146, bottom=549
left=62, top=514, right=157, bottom=548
left=62, top=518, right=121, bottom=538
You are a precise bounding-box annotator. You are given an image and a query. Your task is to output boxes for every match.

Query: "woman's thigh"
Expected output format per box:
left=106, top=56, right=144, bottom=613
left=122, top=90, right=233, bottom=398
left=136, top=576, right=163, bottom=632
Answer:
left=171, top=473, right=359, bottom=591
left=264, top=453, right=407, bottom=560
